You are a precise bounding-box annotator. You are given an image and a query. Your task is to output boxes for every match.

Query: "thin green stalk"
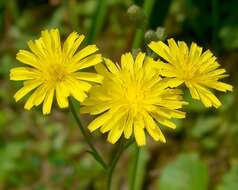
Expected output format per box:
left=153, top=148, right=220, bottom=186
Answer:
left=69, top=99, right=107, bottom=169
left=132, top=0, right=156, bottom=49
left=130, top=0, right=155, bottom=188
left=87, top=0, right=108, bottom=44
left=212, top=0, right=219, bottom=52
left=107, top=139, right=125, bottom=190
left=130, top=146, right=141, bottom=190
left=106, top=0, right=156, bottom=187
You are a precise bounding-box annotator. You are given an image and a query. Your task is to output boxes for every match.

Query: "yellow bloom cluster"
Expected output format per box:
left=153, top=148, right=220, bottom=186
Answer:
left=10, top=29, right=232, bottom=145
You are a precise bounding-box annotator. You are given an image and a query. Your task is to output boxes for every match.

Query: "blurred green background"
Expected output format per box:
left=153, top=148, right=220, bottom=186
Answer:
left=0, top=0, right=238, bottom=189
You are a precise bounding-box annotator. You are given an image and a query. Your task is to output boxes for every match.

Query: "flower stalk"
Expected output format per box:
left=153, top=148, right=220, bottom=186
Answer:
left=130, top=0, right=156, bottom=189
left=130, top=146, right=141, bottom=190
left=69, top=98, right=107, bottom=169
left=107, top=139, right=125, bottom=190
left=132, top=0, right=156, bottom=49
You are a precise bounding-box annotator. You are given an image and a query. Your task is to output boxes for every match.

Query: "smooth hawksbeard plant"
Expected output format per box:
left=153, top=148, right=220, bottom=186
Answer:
left=8, top=27, right=234, bottom=190
left=149, top=38, right=233, bottom=108
left=81, top=52, right=187, bottom=146
left=10, top=29, right=103, bottom=114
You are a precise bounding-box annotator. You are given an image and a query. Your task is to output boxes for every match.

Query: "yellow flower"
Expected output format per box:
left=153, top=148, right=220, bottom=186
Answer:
left=81, top=52, right=187, bottom=146
left=149, top=38, right=233, bottom=108
left=10, top=29, right=103, bottom=114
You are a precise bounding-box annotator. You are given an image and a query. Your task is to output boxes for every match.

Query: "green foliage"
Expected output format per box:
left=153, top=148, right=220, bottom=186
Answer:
left=219, top=26, right=238, bottom=50
left=191, top=117, right=220, bottom=139
left=159, top=153, right=209, bottom=190
left=216, top=165, right=238, bottom=190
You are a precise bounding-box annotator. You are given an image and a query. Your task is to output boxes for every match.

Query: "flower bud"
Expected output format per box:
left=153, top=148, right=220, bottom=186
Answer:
left=144, top=30, right=158, bottom=44
left=127, top=5, right=146, bottom=26
left=155, top=27, right=166, bottom=41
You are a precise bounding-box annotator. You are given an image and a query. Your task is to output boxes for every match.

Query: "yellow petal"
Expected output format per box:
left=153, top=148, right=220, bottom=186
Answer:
left=56, top=83, right=69, bottom=108
left=169, top=110, right=186, bottom=119
left=124, top=114, right=134, bottom=139
left=71, top=45, right=98, bottom=65
left=27, top=39, right=45, bottom=57
left=41, top=30, right=53, bottom=54
left=95, top=63, right=109, bottom=76
left=14, top=79, right=42, bottom=101
left=33, top=85, right=48, bottom=106
left=148, top=41, right=171, bottom=62
left=168, top=38, right=179, bottom=56
left=16, top=50, right=40, bottom=69
left=82, top=103, right=111, bottom=115
left=134, top=117, right=146, bottom=146
left=104, top=58, right=120, bottom=74
left=186, top=82, right=200, bottom=99
left=200, top=49, right=213, bottom=63
left=178, top=41, right=189, bottom=56
left=134, top=52, right=145, bottom=71
left=50, top=29, right=61, bottom=54
left=144, top=113, right=166, bottom=143
left=73, top=72, right=103, bottom=83
left=70, top=54, right=102, bottom=72
left=209, top=82, right=233, bottom=92
left=24, top=91, right=37, bottom=110
left=153, top=114, right=176, bottom=129
left=68, top=35, right=84, bottom=57
left=88, top=112, right=112, bottom=131
left=100, top=107, right=126, bottom=133
left=42, top=88, right=55, bottom=114
left=107, top=124, right=124, bottom=144
left=63, top=32, right=84, bottom=57
left=10, top=67, right=40, bottom=81
left=195, top=84, right=222, bottom=108
left=65, top=77, right=91, bottom=101
left=167, top=78, right=184, bottom=87
left=24, top=84, right=47, bottom=110
left=121, top=53, right=134, bottom=72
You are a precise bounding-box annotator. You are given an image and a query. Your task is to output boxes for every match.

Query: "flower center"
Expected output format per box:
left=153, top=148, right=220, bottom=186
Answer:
left=123, top=84, right=145, bottom=116
left=46, top=63, right=67, bottom=83
left=180, top=59, right=199, bottom=81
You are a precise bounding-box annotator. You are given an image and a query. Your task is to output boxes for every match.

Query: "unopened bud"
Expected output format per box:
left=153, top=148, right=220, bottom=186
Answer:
left=127, top=5, right=146, bottom=26
left=155, top=27, right=166, bottom=41
left=144, top=30, right=158, bottom=44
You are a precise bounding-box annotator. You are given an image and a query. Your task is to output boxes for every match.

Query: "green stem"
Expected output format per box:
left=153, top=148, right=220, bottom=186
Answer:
left=130, top=146, right=141, bottom=190
left=107, top=139, right=125, bottom=190
left=212, top=0, right=219, bottom=52
left=129, top=0, right=155, bottom=187
left=69, top=99, right=107, bottom=169
left=87, top=0, right=108, bottom=44
left=132, top=0, right=156, bottom=49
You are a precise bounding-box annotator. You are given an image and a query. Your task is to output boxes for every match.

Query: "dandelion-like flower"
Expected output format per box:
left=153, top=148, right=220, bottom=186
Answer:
left=81, top=52, right=187, bottom=146
left=149, top=38, right=233, bottom=108
left=10, top=29, right=103, bottom=114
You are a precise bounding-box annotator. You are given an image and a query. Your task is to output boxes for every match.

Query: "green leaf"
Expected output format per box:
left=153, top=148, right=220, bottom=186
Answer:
left=159, top=153, right=209, bottom=190
left=191, top=117, right=220, bottom=138
left=216, top=164, right=238, bottom=190
left=219, top=26, right=238, bottom=50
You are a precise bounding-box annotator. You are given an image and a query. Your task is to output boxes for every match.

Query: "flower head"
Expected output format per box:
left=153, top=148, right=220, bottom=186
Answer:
left=149, top=38, right=233, bottom=108
left=10, top=29, right=103, bottom=114
left=81, top=52, right=187, bottom=146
